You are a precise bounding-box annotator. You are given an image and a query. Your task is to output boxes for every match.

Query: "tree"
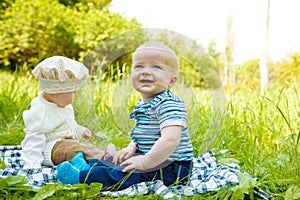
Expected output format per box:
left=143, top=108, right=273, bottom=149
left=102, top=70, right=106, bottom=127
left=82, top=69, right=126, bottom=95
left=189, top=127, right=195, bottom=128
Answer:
left=224, top=13, right=236, bottom=86
left=259, top=0, right=270, bottom=94
left=0, top=0, right=140, bottom=70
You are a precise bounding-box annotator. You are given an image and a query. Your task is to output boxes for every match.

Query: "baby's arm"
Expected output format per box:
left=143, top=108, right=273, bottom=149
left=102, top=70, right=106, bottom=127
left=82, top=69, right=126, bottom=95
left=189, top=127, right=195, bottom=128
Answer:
left=21, top=132, right=46, bottom=169
left=120, top=125, right=182, bottom=172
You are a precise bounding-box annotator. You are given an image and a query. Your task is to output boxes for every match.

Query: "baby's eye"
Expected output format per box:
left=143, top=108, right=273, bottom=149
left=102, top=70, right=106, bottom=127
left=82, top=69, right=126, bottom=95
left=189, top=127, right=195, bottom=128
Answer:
left=153, top=65, right=162, bottom=69
left=134, top=65, right=144, bottom=69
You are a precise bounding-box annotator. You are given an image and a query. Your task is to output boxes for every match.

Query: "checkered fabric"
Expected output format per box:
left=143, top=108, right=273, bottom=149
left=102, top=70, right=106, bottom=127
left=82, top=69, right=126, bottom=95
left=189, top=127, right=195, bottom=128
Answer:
left=0, top=146, right=57, bottom=189
left=0, top=146, right=271, bottom=199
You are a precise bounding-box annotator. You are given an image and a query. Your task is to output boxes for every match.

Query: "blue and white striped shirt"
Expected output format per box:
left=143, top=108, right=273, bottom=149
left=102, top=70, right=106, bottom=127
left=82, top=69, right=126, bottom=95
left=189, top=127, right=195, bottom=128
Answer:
left=130, top=90, right=193, bottom=161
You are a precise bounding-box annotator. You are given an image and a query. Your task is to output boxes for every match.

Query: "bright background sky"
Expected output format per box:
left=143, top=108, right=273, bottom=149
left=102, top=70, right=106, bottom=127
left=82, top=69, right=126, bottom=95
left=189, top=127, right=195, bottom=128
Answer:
left=109, top=0, right=300, bottom=64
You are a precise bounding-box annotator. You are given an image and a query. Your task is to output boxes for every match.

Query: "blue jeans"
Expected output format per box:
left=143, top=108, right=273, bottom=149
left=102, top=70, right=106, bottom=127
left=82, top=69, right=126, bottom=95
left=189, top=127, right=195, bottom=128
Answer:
left=79, top=158, right=193, bottom=190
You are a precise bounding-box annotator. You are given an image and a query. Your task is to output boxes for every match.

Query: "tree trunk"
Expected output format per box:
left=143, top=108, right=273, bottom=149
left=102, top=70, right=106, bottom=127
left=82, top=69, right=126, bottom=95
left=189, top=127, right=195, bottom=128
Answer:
left=224, top=14, right=235, bottom=86
left=260, top=0, right=270, bottom=94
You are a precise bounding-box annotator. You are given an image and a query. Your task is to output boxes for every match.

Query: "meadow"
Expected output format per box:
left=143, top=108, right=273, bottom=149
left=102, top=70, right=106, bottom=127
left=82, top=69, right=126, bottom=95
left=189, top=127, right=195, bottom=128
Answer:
left=0, top=70, right=299, bottom=199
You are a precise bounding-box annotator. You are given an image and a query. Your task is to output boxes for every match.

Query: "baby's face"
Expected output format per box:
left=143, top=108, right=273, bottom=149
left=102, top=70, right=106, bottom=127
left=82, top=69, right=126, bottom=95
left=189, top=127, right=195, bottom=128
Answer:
left=51, top=92, right=77, bottom=108
left=131, top=51, right=177, bottom=102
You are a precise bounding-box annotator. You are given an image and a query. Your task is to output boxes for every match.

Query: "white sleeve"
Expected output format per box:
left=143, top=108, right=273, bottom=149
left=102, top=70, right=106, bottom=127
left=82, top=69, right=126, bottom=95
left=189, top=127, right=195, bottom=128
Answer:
left=21, top=131, right=46, bottom=169
left=22, top=97, right=58, bottom=133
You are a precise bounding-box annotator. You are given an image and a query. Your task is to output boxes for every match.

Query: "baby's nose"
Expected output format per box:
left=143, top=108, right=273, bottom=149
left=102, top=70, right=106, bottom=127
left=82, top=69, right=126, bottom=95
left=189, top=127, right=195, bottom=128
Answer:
left=141, top=66, right=152, bottom=74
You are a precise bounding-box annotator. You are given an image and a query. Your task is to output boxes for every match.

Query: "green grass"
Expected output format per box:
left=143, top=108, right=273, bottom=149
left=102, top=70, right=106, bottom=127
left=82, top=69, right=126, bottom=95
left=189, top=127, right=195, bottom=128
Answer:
left=0, top=70, right=300, bottom=199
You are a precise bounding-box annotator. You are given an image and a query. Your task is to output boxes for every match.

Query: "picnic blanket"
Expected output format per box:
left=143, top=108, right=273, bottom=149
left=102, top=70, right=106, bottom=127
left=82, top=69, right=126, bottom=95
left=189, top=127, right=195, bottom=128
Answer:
left=0, top=146, right=272, bottom=199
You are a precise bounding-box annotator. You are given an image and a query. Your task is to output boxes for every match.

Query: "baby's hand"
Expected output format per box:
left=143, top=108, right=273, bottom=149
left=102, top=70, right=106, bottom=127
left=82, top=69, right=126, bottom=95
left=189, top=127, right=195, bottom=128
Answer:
left=120, top=155, right=146, bottom=172
left=112, top=146, right=135, bottom=164
left=76, top=125, right=92, bottom=140
left=83, top=129, right=92, bottom=139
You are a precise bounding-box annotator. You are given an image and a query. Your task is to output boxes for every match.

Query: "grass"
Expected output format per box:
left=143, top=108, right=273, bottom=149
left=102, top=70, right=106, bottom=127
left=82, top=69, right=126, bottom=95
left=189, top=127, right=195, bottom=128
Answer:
left=0, top=70, right=300, bottom=199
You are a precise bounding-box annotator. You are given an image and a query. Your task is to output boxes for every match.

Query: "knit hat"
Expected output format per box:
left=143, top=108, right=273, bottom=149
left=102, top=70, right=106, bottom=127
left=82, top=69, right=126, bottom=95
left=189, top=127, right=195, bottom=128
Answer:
left=132, top=42, right=179, bottom=73
left=32, top=56, right=89, bottom=94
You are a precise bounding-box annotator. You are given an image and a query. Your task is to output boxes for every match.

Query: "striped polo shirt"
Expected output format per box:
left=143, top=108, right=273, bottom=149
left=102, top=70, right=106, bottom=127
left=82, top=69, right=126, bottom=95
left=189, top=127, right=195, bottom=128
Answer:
left=129, top=90, right=193, bottom=161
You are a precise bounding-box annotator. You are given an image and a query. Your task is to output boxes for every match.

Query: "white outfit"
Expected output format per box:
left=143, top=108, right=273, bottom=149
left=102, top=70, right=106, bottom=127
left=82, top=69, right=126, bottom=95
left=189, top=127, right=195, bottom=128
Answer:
left=21, top=93, right=85, bottom=169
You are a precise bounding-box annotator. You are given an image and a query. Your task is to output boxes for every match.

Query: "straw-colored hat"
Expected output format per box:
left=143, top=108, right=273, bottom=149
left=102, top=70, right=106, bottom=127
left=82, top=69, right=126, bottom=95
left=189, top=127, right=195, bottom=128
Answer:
left=32, top=56, right=89, bottom=94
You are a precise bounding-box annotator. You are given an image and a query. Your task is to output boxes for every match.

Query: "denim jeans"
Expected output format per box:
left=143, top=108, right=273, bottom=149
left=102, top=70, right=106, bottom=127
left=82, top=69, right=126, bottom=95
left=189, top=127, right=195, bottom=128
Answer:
left=79, top=157, right=192, bottom=190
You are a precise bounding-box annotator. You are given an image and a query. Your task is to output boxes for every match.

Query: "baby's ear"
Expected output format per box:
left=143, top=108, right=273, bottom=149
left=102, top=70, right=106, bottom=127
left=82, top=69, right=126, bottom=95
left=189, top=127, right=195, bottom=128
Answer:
left=168, top=75, right=177, bottom=89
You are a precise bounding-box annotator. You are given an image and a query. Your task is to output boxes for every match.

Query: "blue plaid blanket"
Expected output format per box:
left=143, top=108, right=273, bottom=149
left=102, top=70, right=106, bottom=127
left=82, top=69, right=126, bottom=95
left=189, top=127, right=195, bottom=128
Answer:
left=0, top=146, right=271, bottom=199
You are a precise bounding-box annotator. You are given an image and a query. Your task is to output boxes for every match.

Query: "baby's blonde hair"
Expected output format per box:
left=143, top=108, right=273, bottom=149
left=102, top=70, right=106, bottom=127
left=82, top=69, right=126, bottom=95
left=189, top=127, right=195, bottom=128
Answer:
left=132, top=42, right=179, bottom=73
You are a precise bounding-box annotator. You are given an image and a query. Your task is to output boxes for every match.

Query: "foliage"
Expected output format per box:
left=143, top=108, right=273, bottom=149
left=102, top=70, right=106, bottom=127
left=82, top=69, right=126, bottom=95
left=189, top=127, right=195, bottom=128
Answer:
left=269, top=53, right=300, bottom=85
left=0, top=70, right=37, bottom=145
left=0, top=0, right=14, bottom=17
left=236, top=58, right=260, bottom=87
left=0, top=0, right=140, bottom=70
left=236, top=53, right=300, bottom=89
left=0, top=175, right=103, bottom=199
left=58, top=0, right=111, bottom=9
left=83, top=28, right=147, bottom=80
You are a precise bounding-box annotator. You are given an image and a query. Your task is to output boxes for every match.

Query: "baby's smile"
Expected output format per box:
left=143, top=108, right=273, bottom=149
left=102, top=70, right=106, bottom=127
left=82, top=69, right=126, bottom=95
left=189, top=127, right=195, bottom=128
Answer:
left=140, top=79, right=154, bottom=83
